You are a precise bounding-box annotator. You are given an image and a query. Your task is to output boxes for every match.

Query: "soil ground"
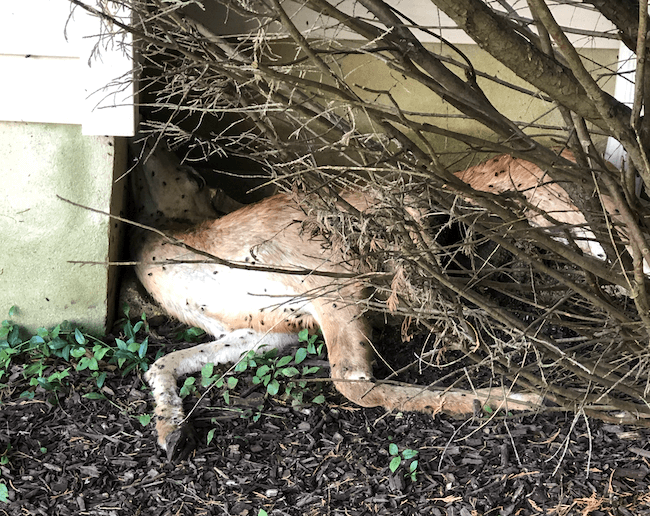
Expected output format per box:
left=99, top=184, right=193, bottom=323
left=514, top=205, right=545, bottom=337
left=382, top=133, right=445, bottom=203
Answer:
left=2, top=319, right=650, bottom=516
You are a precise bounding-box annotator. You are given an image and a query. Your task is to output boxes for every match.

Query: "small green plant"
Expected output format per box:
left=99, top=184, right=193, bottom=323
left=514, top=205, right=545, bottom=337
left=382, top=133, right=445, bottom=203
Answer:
left=0, top=444, right=11, bottom=503
left=0, top=305, right=151, bottom=398
left=388, top=443, right=419, bottom=481
left=137, top=413, right=152, bottom=427
left=194, top=328, right=326, bottom=415
left=206, top=427, right=217, bottom=446
left=175, top=326, right=206, bottom=343
left=236, top=328, right=325, bottom=406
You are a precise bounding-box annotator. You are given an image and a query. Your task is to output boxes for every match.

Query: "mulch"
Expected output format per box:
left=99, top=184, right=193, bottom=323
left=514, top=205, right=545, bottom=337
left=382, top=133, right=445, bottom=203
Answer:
left=2, top=321, right=650, bottom=516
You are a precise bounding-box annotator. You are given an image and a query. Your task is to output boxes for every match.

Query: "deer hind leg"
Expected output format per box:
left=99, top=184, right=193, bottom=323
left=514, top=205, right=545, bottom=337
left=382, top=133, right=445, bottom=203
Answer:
left=316, top=302, right=543, bottom=417
left=145, top=329, right=298, bottom=459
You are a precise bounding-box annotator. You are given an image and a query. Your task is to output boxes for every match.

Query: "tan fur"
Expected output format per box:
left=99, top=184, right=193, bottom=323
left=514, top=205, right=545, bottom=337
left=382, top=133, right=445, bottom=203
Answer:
left=135, top=145, right=564, bottom=456
left=454, top=153, right=612, bottom=259
left=454, top=154, right=580, bottom=228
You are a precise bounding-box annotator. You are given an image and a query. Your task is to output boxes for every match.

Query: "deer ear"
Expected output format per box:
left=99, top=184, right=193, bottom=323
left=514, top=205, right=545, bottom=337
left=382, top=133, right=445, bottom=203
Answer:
left=178, top=165, right=206, bottom=191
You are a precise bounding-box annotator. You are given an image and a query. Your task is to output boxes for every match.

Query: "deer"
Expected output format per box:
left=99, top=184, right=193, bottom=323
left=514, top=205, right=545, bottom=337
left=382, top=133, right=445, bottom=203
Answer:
left=131, top=139, right=608, bottom=460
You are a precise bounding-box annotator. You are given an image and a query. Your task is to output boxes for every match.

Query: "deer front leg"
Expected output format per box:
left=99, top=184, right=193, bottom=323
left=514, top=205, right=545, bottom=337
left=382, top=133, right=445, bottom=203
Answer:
left=145, top=330, right=298, bottom=460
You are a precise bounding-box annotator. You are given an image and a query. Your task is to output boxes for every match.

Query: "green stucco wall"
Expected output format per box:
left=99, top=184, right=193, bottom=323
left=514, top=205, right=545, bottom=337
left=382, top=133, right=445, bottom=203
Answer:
left=0, top=122, right=125, bottom=334
left=338, top=44, right=619, bottom=159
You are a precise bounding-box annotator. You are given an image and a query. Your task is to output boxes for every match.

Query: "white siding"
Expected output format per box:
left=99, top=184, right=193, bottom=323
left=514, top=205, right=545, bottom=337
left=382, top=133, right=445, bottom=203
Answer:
left=0, top=0, right=134, bottom=136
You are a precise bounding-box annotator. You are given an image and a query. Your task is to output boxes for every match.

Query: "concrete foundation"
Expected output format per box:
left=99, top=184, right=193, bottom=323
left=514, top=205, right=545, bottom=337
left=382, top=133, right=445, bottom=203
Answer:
left=0, top=122, right=126, bottom=334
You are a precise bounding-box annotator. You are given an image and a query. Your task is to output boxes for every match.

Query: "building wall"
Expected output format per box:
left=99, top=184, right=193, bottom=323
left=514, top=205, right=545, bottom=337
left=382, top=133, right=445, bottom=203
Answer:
left=0, top=122, right=126, bottom=333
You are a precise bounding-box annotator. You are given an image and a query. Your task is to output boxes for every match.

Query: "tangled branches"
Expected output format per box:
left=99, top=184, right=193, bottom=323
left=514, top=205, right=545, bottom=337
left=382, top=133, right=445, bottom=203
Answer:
left=72, top=0, right=650, bottom=423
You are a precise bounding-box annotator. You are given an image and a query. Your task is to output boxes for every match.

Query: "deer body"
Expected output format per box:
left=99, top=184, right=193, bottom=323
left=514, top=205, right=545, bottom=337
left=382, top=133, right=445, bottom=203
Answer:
left=133, top=143, right=560, bottom=457
left=454, top=153, right=612, bottom=260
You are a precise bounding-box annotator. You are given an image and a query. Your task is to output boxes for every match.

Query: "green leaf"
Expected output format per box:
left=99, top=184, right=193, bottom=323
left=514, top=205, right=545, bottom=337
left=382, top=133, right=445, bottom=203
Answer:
left=256, top=365, right=271, bottom=377
left=298, top=328, right=309, bottom=342
left=227, top=376, right=238, bottom=389
left=312, top=394, right=325, bottom=404
left=29, top=335, right=45, bottom=346
left=389, top=456, right=402, bottom=473
left=183, top=327, right=205, bottom=342
left=84, top=392, right=106, bottom=400
left=0, top=482, right=8, bottom=503
left=235, top=360, right=248, bottom=373
left=179, top=377, right=196, bottom=398
left=138, top=338, right=148, bottom=358
left=200, top=375, right=213, bottom=387
left=7, top=326, right=20, bottom=347
left=223, top=390, right=230, bottom=405
left=277, top=355, right=293, bottom=368
left=95, top=371, right=107, bottom=388
left=389, top=443, right=399, bottom=456
left=70, top=347, right=86, bottom=358
left=409, top=460, right=418, bottom=472
left=74, top=328, right=87, bottom=345
left=8, top=306, right=17, bottom=318
left=267, top=379, right=280, bottom=396
left=258, top=510, right=268, bottom=516
left=262, top=348, right=278, bottom=360
left=93, top=346, right=110, bottom=361
left=207, top=428, right=216, bottom=446
left=47, top=368, right=70, bottom=383
left=294, top=347, right=307, bottom=364
left=124, top=321, right=135, bottom=341
left=402, top=449, right=418, bottom=460
left=25, top=362, right=45, bottom=377
left=302, top=366, right=320, bottom=375
left=48, top=336, right=68, bottom=350
left=279, top=367, right=299, bottom=377
left=201, top=362, right=214, bottom=378
left=138, top=414, right=152, bottom=427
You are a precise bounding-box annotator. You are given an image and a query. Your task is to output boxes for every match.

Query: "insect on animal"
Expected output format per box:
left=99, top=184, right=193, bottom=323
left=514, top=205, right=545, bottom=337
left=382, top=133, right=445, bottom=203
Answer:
left=131, top=138, right=580, bottom=460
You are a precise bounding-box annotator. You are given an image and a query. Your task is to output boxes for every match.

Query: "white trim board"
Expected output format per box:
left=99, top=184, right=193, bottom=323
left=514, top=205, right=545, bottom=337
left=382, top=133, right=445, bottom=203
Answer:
left=0, top=0, right=134, bottom=136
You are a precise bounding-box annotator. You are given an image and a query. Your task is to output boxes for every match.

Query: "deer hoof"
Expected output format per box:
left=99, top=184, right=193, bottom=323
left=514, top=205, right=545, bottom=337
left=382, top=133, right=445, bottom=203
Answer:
left=165, top=424, right=197, bottom=462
